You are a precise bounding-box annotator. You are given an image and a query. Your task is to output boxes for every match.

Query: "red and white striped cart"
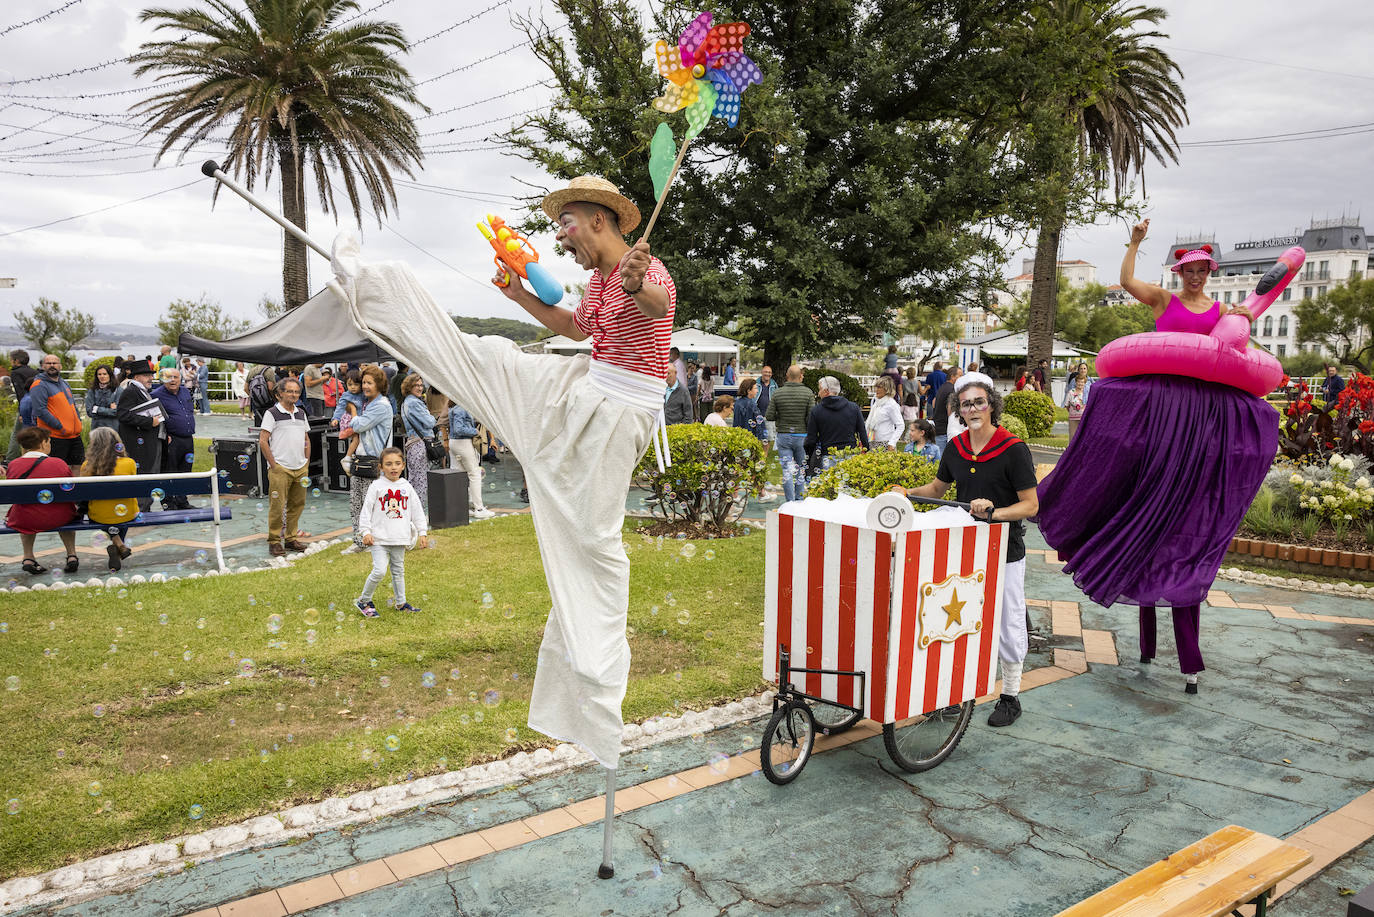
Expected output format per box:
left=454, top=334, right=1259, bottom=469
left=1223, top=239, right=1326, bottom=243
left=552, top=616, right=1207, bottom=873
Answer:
left=760, top=502, right=1009, bottom=783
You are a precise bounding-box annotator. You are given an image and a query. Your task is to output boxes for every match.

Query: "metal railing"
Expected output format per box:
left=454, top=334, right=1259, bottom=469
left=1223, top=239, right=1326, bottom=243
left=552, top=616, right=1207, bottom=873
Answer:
left=57, top=369, right=241, bottom=401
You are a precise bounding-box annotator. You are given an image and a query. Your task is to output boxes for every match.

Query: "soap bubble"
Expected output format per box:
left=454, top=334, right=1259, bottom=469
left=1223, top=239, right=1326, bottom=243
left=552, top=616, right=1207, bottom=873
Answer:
left=384, top=734, right=400, bottom=751
left=677, top=610, right=691, bottom=625
left=91, top=531, right=108, bottom=549
left=305, top=629, right=317, bottom=645
left=482, top=689, right=501, bottom=707
left=87, top=781, right=103, bottom=797
left=481, top=592, right=494, bottom=609
left=708, top=752, right=730, bottom=775
left=650, top=605, right=659, bottom=616
left=116, top=588, right=128, bottom=599
left=504, top=728, right=518, bottom=743
left=473, top=711, right=485, bottom=723
left=158, top=613, right=168, bottom=625
left=182, top=650, right=192, bottom=662
left=151, top=488, right=165, bottom=502
left=421, top=672, right=436, bottom=688
left=449, top=667, right=461, bottom=680
left=238, top=658, right=256, bottom=677
left=188, top=804, right=203, bottom=820
left=4, top=676, right=18, bottom=692
left=37, top=490, right=54, bottom=504
left=301, top=478, right=310, bottom=489
left=312, top=487, right=321, bottom=497
left=5, top=799, right=18, bottom=815
left=266, top=614, right=283, bottom=634
left=60, top=481, right=75, bottom=492
left=379, top=676, right=391, bottom=688
left=194, top=550, right=208, bottom=564
left=134, top=601, right=143, bottom=611
left=303, top=607, right=320, bottom=625
left=704, top=549, right=716, bottom=561
left=501, top=604, right=515, bottom=620
left=93, top=703, right=106, bottom=718
left=0, top=623, right=8, bottom=633
left=196, top=617, right=206, bottom=630
left=680, top=543, right=696, bottom=558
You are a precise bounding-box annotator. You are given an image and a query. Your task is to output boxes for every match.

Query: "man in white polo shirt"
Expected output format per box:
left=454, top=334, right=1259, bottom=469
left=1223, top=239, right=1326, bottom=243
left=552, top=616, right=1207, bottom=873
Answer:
left=259, top=377, right=312, bottom=556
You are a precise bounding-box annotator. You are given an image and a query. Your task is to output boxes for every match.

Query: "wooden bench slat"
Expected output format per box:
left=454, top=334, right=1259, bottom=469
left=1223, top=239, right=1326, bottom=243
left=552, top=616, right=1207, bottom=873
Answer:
left=1057, top=826, right=1312, bottom=917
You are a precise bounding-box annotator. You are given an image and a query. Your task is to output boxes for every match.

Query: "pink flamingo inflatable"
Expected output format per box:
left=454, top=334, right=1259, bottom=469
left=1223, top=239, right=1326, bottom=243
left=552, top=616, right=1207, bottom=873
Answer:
left=1096, top=246, right=1305, bottom=397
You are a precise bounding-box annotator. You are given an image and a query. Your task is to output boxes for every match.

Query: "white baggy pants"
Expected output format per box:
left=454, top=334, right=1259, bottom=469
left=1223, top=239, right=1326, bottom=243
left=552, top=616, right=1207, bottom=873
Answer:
left=330, top=234, right=658, bottom=768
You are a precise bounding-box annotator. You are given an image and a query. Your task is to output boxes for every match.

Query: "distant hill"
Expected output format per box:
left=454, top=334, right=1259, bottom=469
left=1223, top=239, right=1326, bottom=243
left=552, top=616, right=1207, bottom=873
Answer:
left=450, top=315, right=546, bottom=344
left=0, top=323, right=161, bottom=348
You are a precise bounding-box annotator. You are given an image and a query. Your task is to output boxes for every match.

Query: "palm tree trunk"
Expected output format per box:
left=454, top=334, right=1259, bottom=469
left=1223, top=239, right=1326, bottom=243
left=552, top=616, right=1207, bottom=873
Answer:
left=1026, top=214, right=1063, bottom=374
left=278, top=143, right=310, bottom=309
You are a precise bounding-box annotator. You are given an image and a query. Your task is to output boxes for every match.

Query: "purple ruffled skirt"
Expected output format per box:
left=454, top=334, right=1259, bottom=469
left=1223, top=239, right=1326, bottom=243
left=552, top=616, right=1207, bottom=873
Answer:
left=1036, top=376, right=1277, bottom=608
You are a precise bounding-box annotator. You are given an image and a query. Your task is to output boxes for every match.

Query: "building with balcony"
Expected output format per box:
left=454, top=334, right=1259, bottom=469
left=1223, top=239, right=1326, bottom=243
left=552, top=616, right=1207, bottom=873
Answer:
left=994, top=259, right=1098, bottom=309
left=1161, top=218, right=1370, bottom=358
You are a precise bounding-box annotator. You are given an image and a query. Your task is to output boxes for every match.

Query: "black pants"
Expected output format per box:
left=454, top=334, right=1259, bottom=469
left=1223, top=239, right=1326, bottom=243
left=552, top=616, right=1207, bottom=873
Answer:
left=162, top=435, right=195, bottom=507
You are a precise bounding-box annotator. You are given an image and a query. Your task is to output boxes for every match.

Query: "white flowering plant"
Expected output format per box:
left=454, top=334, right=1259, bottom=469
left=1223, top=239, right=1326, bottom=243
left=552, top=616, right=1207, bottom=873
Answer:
left=1283, top=453, right=1374, bottom=524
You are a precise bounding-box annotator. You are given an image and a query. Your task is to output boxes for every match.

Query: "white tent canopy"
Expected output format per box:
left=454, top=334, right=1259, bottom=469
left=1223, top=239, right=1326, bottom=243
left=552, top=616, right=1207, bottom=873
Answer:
left=957, top=330, right=1093, bottom=367
left=542, top=326, right=740, bottom=368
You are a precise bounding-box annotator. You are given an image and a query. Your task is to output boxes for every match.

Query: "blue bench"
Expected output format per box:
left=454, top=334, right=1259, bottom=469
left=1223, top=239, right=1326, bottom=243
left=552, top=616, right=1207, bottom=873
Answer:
left=0, top=470, right=233, bottom=571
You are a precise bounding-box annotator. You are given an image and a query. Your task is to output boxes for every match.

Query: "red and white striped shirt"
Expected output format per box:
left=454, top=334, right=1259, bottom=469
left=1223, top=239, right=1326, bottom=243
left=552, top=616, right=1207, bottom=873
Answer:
left=573, top=257, right=676, bottom=379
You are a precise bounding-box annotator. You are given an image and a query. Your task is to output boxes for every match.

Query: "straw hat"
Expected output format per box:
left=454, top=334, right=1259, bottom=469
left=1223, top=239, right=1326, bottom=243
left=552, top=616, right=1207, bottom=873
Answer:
left=541, top=175, right=641, bottom=234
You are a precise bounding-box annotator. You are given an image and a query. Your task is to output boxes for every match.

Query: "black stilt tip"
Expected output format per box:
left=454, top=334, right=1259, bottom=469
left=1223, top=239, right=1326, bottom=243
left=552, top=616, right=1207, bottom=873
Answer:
left=1140, top=654, right=1151, bottom=664
left=200, top=160, right=222, bottom=178
left=598, top=863, right=615, bottom=879
left=1184, top=682, right=1198, bottom=695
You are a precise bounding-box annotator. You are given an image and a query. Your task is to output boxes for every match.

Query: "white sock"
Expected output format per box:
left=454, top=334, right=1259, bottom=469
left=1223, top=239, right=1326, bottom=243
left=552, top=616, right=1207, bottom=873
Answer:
left=1001, top=660, right=1023, bottom=697
left=1186, top=674, right=1198, bottom=685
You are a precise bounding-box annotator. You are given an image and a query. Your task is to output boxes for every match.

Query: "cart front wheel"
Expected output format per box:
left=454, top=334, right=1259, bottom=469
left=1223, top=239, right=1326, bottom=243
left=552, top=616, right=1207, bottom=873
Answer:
left=810, top=701, right=862, bottom=735
left=882, top=701, right=973, bottom=773
left=761, top=701, right=816, bottom=785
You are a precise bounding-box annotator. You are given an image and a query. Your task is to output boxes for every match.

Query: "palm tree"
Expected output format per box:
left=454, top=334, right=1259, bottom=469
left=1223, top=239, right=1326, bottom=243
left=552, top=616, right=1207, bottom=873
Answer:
left=131, top=0, right=426, bottom=308
left=1024, top=2, right=1186, bottom=371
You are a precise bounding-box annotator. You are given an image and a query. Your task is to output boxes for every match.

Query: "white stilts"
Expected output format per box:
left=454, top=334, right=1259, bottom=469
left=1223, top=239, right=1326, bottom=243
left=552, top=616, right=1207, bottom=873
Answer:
left=598, top=767, right=616, bottom=879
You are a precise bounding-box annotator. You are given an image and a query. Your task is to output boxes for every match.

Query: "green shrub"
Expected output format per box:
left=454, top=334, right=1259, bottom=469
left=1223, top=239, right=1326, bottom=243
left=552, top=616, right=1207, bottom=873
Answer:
left=806, top=449, right=955, bottom=507
left=1000, top=413, right=1029, bottom=441
left=635, top=424, right=768, bottom=528
left=82, top=356, right=117, bottom=392
left=1002, top=389, right=1056, bottom=437
left=801, top=368, right=870, bottom=408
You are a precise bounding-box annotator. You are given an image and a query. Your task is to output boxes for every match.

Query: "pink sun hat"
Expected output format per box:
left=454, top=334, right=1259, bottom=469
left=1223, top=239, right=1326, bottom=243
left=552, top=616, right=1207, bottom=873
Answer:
left=1170, top=244, right=1218, bottom=273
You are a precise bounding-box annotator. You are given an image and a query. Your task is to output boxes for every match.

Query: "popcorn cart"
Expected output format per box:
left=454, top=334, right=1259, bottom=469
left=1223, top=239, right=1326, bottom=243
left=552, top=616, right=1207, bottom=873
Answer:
left=760, top=498, right=1008, bottom=784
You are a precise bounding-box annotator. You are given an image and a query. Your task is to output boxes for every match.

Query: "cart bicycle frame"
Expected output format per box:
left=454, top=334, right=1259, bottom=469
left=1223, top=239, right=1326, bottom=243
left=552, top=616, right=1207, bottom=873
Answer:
left=772, top=646, right=865, bottom=732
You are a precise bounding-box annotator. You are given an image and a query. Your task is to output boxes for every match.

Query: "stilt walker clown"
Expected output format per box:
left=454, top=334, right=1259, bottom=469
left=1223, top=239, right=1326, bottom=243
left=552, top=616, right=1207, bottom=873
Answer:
left=329, top=174, right=674, bottom=769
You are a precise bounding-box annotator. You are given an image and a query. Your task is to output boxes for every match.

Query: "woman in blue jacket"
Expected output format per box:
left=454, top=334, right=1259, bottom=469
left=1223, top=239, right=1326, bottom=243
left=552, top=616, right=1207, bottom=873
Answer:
left=343, top=365, right=396, bottom=554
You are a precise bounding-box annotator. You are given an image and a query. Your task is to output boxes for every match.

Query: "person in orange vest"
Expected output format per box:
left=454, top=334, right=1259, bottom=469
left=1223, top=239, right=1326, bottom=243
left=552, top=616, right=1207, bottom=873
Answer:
left=29, top=353, right=84, bottom=472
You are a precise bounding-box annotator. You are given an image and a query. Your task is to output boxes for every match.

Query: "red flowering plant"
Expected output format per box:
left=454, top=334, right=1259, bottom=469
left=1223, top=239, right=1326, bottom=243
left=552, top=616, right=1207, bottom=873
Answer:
left=1281, top=371, right=1374, bottom=462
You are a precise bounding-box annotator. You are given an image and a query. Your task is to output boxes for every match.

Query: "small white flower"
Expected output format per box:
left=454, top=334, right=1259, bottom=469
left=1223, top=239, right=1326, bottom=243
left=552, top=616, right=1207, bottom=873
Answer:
left=1329, top=454, right=1342, bottom=467
left=1358, top=476, right=1371, bottom=489
left=1290, top=473, right=1304, bottom=485
left=1341, top=457, right=1356, bottom=471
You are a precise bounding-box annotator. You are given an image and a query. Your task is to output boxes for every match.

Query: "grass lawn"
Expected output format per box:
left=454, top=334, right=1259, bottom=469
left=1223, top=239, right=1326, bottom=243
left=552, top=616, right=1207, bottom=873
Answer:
left=0, top=515, right=768, bottom=877
left=1029, top=435, right=1069, bottom=449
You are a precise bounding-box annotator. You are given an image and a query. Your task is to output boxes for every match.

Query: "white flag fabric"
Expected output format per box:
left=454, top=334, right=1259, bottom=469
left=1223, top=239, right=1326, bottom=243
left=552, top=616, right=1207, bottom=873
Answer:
left=328, top=232, right=657, bottom=768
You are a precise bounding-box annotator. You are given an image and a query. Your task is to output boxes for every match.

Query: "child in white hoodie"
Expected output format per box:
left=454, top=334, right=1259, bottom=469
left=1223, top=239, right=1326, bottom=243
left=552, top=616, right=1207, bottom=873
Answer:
left=356, top=447, right=428, bottom=617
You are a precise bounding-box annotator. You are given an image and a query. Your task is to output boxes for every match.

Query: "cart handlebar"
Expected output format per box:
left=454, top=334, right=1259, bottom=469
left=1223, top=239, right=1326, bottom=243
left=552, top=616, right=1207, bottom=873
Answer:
left=907, top=495, right=993, bottom=523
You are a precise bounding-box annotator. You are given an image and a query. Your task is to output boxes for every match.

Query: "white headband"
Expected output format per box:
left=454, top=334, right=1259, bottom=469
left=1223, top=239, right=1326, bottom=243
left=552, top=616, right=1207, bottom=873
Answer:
left=954, top=371, right=995, bottom=394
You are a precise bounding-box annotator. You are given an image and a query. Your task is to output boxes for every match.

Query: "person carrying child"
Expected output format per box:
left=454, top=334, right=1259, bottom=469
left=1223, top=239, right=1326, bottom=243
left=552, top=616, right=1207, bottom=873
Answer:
left=355, top=446, right=428, bottom=617
left=329, top=370, right=366, bottom=474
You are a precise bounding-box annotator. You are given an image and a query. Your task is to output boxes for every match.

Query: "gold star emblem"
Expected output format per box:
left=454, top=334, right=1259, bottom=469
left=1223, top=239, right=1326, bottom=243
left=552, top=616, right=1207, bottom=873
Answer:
left=943, top=589, right=966, bottom=627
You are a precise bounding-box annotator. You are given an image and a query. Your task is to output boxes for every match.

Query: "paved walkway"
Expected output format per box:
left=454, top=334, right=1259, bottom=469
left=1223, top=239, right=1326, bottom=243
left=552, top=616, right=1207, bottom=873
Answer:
left=19, top=528, right=1373, bottom=917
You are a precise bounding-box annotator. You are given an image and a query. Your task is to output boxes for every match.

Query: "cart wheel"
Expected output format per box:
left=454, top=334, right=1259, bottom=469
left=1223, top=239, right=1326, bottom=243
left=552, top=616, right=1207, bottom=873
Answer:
left=761, top=701, right=816, bottom=785
left=882, top=701, right=973, bottom=773
left=809, top=701, right=862, bottom=735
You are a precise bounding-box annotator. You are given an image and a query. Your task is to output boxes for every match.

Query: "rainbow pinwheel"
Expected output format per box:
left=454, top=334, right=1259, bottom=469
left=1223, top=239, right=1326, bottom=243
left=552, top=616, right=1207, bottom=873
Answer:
left=651, top=11, right=762, bottom=136
left=642, top=11, right=763, bottom=241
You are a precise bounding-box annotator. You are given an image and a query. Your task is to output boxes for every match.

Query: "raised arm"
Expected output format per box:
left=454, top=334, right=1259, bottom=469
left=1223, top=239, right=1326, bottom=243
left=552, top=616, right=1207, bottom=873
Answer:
left=1120, top=219, right=1171, bottom=318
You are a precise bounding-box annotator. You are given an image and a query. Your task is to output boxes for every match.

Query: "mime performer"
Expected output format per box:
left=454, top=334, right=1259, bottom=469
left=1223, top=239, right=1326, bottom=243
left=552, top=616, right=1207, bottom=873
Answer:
left=330, top=175, right=675, bottom=768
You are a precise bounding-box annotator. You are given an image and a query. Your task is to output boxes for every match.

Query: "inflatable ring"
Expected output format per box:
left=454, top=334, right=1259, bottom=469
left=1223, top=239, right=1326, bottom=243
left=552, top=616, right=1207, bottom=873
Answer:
left=1097, top=247, right=1305, bottom=397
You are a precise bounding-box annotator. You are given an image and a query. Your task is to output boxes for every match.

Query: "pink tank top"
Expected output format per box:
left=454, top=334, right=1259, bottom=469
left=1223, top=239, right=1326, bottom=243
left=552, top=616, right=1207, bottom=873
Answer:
left=1155, top=295, right=1220, bottom=335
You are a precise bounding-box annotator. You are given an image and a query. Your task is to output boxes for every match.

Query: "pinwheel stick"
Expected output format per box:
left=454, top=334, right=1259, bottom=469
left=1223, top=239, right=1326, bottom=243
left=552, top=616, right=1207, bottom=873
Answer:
left=639, top=134, right=693, bottom=244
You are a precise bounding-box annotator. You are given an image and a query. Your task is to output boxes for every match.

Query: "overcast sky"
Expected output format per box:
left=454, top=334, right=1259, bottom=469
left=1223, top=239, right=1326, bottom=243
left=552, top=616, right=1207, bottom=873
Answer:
left=1, top=0, right=1372, bottom=332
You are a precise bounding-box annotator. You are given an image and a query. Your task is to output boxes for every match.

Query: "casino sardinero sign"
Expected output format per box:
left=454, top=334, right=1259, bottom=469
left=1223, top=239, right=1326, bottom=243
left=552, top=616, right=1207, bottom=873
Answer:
left=1234, top=236, right=1302, bottom=251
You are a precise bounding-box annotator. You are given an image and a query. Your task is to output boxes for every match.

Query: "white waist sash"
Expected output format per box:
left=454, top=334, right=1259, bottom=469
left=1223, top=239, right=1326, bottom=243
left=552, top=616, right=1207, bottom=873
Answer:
left=586, top=360, right=672, bottom=473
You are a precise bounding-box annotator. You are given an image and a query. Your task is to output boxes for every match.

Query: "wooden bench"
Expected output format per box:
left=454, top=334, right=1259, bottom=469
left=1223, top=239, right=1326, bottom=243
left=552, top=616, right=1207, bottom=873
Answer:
left=1056, top=825, right=1312, bottom=917
left=0, top=470, right=233, bottom=572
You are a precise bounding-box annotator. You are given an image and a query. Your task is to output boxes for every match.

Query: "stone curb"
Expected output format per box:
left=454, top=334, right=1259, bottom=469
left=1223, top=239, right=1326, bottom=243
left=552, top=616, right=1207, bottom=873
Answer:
left=0, top=691, right=776, bottom=915
left=1216, top=565, right=1374, bottom=601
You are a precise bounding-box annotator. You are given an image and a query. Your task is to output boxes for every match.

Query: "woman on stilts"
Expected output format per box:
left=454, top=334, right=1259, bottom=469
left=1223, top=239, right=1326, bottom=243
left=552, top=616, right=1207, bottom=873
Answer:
left=1036, top=219, right=1279, bottom=694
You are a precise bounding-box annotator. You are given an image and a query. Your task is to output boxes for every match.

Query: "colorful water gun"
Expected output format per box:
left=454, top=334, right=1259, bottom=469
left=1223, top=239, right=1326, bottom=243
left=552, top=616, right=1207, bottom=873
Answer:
left=478, top=214, right=563, bottom=305
left=642, top=11, right=764, bottom=241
